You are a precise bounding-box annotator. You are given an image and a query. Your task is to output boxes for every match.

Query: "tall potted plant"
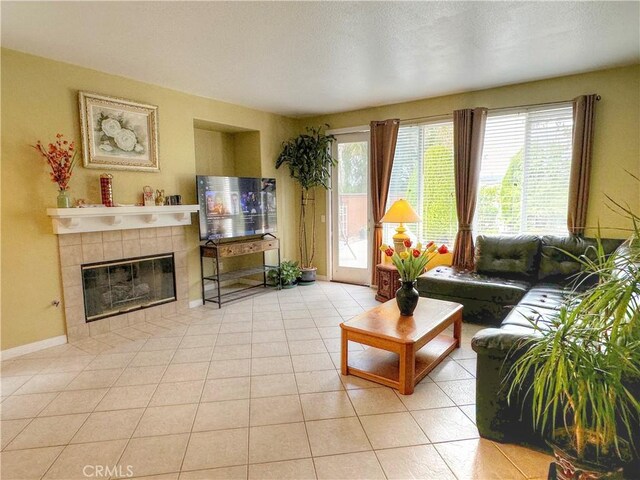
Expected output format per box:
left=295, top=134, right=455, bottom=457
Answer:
left=276, top=126, right=336, bottom=284
left=507, top=217, right=640, bottom=478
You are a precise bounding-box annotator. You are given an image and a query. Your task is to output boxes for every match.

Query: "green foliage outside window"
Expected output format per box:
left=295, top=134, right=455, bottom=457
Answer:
left=423, top=144, right=456, bottom=243
left=500, top=149, right=523, bottom=231
left=338, top=142, right=367, bottom=194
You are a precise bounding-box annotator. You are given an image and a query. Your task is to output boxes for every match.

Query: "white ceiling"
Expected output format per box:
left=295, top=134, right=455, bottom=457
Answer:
left=2, top=1, right=639, bottom=117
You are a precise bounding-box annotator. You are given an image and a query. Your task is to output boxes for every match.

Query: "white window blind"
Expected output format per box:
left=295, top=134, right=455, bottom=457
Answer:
left=476, top=104, right=573, bottom=236
left=384, top=121, right=456, bottom=246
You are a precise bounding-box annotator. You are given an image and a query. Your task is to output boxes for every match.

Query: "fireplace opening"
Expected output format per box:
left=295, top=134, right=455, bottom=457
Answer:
left=81, top=253, right=176, bottom=322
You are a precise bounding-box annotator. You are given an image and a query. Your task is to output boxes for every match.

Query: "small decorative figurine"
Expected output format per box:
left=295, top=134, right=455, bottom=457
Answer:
left=155, top=189, right=165, bottom=206
left=143, top=186, right=154, bottom=206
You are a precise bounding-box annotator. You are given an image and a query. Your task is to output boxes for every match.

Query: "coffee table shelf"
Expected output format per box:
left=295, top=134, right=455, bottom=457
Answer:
left=346, top=335, right=458, bottom=388
left=340, top=298, right=462, bottom=395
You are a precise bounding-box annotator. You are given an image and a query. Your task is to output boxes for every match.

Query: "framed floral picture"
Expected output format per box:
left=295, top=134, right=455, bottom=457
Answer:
left=79, top=92, right=159, bottom=172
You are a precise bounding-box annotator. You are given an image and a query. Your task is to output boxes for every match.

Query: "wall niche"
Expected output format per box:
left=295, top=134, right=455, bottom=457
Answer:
left=193, top=119, right=261, bottom=177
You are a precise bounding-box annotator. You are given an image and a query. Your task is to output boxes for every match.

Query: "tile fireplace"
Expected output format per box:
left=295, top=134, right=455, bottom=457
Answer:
left=48, top=205, right=199, bottom=342
left=57, top=226, right=191, bottom=341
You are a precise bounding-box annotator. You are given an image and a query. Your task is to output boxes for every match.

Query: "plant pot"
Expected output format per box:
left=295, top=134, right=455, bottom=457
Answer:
left=547, top=432, right=628, bottom=480
left=396, top=280, right=419, bottom=316
left=266, top=269, right=280, bottom=287
left=299, top=267, right=317, bottom=285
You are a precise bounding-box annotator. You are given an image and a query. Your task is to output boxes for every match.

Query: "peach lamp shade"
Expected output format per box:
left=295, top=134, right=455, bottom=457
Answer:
left=380, top=199, right=421, bottom=252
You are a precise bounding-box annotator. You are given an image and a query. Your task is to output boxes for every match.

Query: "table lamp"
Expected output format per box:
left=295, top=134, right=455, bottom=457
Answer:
left=380, top=199, right=421, bottom=253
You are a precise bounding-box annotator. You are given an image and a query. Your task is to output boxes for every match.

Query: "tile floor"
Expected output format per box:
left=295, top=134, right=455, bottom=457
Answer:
left=0, top=282, right=553, bottom=479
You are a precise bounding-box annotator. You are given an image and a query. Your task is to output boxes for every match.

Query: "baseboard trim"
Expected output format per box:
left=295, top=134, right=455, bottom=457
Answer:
left=1, top=335, right=68, bottom=361
left=189, top=299, right=203, bottom=309
left=316, top=275, right=328, bottom=281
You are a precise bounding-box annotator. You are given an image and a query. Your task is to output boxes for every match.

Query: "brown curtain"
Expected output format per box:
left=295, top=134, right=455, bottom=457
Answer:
left=451, top=108, right=488, bottom=270
left=370, top=119, right=400, bottom=285
left=568, top=94, right=598, bottom=235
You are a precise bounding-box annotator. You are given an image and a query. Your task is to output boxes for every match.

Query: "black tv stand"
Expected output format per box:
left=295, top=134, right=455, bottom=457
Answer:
left=199, top=234, right=280, bottom=308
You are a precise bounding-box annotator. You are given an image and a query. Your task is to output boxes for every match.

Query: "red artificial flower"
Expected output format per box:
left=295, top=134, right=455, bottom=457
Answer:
left=426, top=241, right=435, bottom=248
left=412, top=249, right=420, bottom=258
left=33, top=134, right=78, bottom=191
left=438, top=244, right=449, bottom=254
left=403, top=238, right=412, bottom=248
left=385, top=248, right=394, bottom=257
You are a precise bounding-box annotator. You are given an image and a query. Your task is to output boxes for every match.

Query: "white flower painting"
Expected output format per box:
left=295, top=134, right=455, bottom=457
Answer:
left=80, top=92, right=159, bottom=172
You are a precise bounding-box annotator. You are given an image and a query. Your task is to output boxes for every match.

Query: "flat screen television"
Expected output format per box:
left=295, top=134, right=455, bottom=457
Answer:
left=196, top=176, right=277, bottom=241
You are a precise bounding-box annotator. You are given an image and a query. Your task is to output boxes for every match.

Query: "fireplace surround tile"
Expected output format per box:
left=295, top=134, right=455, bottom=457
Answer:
left=139, top=228, right=157, bottom=239
left=157, top=236, right=173, bottom=253
left=122, top=240, right=142, bottom=258
left=175, top=251, right=187, bottom=269
left=64, top=306, right=85, bottom=327
left=102, top=230, right=122, bottom=242
left=59, top=245, right=83, bottom=267
left=57, top=225, right=190, bottom=343
left=81, top=232, right=103, bottom=244
left=61, top=266, right=81, bottom=287
left=103, top=241, right=124, bottom=261
left=82, top=243, right=104, bottom=263
left=140, top=238, right=159, bottom=256
left=58, top=232, right=82, bottom=246
left=67, top=324, right=90, bottom=343
left=109, top=314, right=129, bottom=331
left=64, top=284, right=83, bottom=308
left=128, top=310, right=146, bottom=326
left=122, top=229, right=140, bottom=241
left=89, top=320, right=110, bottom=337
left=172, top=235, right=188, bottom=252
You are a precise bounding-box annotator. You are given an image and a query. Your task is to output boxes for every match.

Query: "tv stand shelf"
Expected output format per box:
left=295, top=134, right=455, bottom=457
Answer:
left=200, top=234, right=280, bottom=308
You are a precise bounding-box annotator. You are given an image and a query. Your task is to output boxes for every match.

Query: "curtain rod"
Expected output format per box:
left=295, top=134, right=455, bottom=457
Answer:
left=400, top=95, right=601, bottom=124
left=400, top=113, right=452, bottom=124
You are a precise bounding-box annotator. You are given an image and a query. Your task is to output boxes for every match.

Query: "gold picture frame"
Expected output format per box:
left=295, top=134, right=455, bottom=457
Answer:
left=79, top=91, right=159, bottom=172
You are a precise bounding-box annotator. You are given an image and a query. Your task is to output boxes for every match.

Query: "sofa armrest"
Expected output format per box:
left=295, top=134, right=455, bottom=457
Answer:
left=471, top=328, right=535, bottom=356
left=472, top=327, right=542, bottom=445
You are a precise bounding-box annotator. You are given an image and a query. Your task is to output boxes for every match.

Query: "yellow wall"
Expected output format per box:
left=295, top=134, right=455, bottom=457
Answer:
left=234, top=132, right=262, bottom=178
left=300, top=65, right=640, bottom=277
left=0, top=49, right=299, bottom=350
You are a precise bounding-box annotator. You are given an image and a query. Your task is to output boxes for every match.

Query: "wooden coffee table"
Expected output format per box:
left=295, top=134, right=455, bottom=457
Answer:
left=340, top=297, right=462, bottom=395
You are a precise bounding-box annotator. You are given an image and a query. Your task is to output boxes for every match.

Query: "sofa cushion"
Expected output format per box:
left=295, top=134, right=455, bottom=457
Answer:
left=538, top=235, right=623, bottom=282
left=417, top=266, right=531, bottom=305
left=475, top=235, right=541, bottom=280
left=501, top=285, right=567, bottom=332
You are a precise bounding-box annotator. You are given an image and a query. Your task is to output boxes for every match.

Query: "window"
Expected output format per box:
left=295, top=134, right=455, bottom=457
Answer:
left=384, top=121, right=457, bottom=246
left=476, top=104, right=573, bottom=236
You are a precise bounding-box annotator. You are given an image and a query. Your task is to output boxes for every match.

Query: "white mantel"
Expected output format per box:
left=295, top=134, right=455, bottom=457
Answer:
left=47, top=205, right=200, bottom=234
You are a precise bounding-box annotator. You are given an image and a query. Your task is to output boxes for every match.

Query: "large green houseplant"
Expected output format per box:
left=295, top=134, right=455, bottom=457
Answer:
left=507, top=205, right=640, bottom=478
left=276, top=126, right=336, bottom=284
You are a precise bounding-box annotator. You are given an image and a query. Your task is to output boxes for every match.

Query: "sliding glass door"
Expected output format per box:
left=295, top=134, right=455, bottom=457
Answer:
left=330, top=132, right=371, bottom=285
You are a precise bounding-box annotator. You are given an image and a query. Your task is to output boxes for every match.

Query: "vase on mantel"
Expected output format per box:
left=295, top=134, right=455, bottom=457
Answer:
left=396, top=280, right=419, bottom=316
left=57, top=189, right=71, bottom=208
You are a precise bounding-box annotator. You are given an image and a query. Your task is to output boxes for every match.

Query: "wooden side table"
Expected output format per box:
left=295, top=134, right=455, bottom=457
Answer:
left=375, top=263, right=401, bottom=302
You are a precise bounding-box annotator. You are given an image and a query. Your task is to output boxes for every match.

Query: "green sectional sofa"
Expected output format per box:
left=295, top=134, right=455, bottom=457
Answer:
left=417, top=234, right=622, bottom=326
left=417, top=234, right=640, bottom=472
